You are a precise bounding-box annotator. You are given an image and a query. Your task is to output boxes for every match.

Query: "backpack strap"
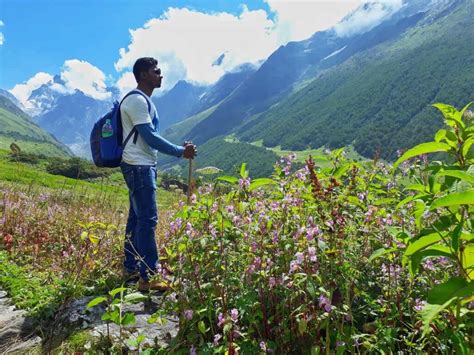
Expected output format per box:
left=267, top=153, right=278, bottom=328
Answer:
left=120, top=90, right=152, bottom=147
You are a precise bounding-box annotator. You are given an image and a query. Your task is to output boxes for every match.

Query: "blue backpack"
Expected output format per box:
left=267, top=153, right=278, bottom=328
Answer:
left=90, top=90, right=151, bottom=167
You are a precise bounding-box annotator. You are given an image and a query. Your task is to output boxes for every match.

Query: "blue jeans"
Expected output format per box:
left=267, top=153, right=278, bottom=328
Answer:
left=120, top=162, right=158, bottom=280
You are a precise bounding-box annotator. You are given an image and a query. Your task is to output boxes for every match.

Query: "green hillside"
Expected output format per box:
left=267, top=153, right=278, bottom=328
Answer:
left=239, top=0, right=474, bottom=160
left=0, top=96, right=71, bottom=157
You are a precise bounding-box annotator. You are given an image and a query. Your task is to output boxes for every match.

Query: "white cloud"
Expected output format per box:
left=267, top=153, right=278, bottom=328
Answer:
left=60, top=59, right=111, bottom=100
left=10, top=72, right=54, bottom=106
left=115, top=6, right=279, bottom=90
left=265, top=0, right=361, bottom=43
left=334, top=0, right=404, bottom=37
left=0, top=20, right=4, bottom=45
left=116, top=71, right=137, bottom=96
left=114, top=2, right=372, bottom=91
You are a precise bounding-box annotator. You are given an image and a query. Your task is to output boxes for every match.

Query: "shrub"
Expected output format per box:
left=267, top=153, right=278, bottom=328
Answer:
left=45, top=157, right=113, bottom=180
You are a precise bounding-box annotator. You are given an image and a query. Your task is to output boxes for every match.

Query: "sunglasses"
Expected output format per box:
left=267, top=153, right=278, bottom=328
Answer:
left=154, top=68, right=162, bottom=76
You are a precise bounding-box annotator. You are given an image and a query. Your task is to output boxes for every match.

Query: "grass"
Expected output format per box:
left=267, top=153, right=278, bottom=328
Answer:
left=0, top=106, right=71, bottom=158
left=0, top=149, right=182, bottom=209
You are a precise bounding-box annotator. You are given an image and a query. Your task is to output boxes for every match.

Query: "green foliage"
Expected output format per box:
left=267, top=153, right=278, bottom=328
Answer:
left=173, top=137, right=280, bottom=178
left=45, top=156, right=114, bottom=180
left=0, top=251, right=72, bottom=319
left=392, top=102, right=474, bottom=337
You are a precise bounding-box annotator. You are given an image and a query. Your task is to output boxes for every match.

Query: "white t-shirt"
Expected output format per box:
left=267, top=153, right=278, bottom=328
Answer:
left=120, top=89, right=158, bottom=165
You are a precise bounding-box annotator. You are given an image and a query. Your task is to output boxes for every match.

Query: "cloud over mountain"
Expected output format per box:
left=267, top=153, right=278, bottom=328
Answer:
left=334, top=0, right=404, bottom=37
left=10, top=72, right=54, bottom=110
left=115, top=6, right=278, bottom=92
left=10, top=59, right=111, bottom=114
left=59, top=60, right=111, bottom=100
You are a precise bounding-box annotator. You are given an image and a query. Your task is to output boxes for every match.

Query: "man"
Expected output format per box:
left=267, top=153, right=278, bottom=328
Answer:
left=120, top=57, right=197, bottom=291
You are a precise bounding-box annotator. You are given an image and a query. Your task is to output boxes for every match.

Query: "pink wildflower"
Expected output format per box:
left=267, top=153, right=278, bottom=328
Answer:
left=184, top=309, right=193, bottom=320
left=231, top=308, right=238, bottom=322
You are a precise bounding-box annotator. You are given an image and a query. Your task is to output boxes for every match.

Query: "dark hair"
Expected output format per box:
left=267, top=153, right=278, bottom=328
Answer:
left=133, top=57, right=158, bottom=82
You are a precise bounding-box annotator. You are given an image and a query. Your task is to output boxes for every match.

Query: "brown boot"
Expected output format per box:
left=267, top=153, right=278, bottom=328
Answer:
left=137, top=277, right=170, bottom=292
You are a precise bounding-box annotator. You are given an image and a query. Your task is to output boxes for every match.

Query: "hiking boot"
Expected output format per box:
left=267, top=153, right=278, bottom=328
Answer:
left=122, top=269, right=140, bottom=282
left=138, top=277, right=170, bottom=292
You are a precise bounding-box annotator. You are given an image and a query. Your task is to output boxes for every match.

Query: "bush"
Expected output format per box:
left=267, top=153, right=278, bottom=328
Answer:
left=45, top=157, right=113, bottom=180
left=8, top=151, right=47, bottom=165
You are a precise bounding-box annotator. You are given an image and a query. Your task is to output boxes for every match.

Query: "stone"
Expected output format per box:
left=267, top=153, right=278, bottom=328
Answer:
left=0, top=288, right=41, bottom=353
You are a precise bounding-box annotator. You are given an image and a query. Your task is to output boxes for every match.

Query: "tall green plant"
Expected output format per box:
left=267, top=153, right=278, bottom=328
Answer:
left=393, top=102, right=473, bottom=341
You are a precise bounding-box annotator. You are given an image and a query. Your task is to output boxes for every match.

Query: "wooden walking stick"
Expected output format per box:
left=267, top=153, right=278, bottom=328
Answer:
left=187, top=157, right=193, bottom=205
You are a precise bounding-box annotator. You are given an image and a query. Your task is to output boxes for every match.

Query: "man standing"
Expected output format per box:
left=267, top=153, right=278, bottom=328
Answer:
left=120, top=57, right=196, bottom=291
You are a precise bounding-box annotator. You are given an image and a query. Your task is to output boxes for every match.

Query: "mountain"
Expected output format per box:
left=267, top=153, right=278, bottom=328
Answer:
left=164, top=0, right=471, bottom=161
left=239, top=0, right=473, bottom=160
left=154, top=64, right=258, bottom=132
left=35, top=90, right=112, bottom=157
left=153, top=81, right=208, bottom=130
left=184, top=0, right=448, bottom=145
left=0, top=89, right=22, bottom=109
left=0, top=96, right=72, bottom=157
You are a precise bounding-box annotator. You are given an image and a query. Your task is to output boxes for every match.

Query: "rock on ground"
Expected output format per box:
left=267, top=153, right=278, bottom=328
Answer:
left=0, top=288, right=42, bottom=354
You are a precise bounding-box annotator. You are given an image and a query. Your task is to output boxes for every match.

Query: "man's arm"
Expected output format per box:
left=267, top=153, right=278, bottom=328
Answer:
left=135, top=123, right=185, bottom=157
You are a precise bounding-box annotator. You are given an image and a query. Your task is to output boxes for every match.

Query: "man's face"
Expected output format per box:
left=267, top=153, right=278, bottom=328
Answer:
left=144, top=66, right=163, bottom=88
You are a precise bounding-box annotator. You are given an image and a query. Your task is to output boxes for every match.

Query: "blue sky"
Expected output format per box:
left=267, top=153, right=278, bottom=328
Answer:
left=0, top=0, right=272, bottom=88
left=3, top=0, right=402, bottom=109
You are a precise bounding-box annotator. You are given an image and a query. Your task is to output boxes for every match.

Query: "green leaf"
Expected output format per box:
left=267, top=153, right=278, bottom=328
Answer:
left=427, top=277, right=474, bottom=304
left=109, top=287, right=127, bottom=297
left=436, top=170, right=474, bottom=184
left=124, top=292, right=148, bottom=303
left=433, top=103, right=464, bottom=128
left=451, top=221, right=463, bottom=252
left=248, top=178, right=276, bottom=192
left=405, top=233, right=446, bottom=257
left=178, top=243, right=187, bottom=252
left=217, top=176, right=238, bottom=184
left=333, top=163, right=353, bottom=178
left=434, top=129, right=447, bottom=143
left=298, top=318, right=307, bottom=335
left=240, top=163, right=248, bottom=179
left=121, top=312, right=136, bottom=326
left=462, top=137, right=474, bottom=158
left=420, top=298, right=456, bottom=336
left=87, top=296, right=107, bottom=308
left=373, top=198, right=397, bottom=206
left=195, top=166, right=222, bottom=175
left=459, top=101, right=473, bottom=121
left=430, top=190, right=474, bottom=210
left=368, top=247, right=398, bottom=262
left=462, top=244, right=474, bottom=279
left=198, top=320, right=207, bottom=334
left=405, top=184, right=428, bottom=193
left=393, top=142, right=451, bottom=170
left=396, top=193, right=427, bottom=209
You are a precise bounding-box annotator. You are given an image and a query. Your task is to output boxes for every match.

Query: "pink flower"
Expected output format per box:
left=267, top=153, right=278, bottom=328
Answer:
left=239, top=178, right=251, bottom=189
left=213, top=333, right=222, bottom=346
left=319, top=294, right=332, bottom=312
left=295, top=252, right=304, bottom=265
left=414, top=298, right=425, bottom=312
left=231, top=308, right=238, bottom=322
left=308, top=247, right=317, bottom=262
left=183, top=309, right=193, bottom=320
left=269, top=277, right=276, bottom=288
left=289, top=260, right=299, bottom=274
left=217, top=312, right=225, bottom=327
